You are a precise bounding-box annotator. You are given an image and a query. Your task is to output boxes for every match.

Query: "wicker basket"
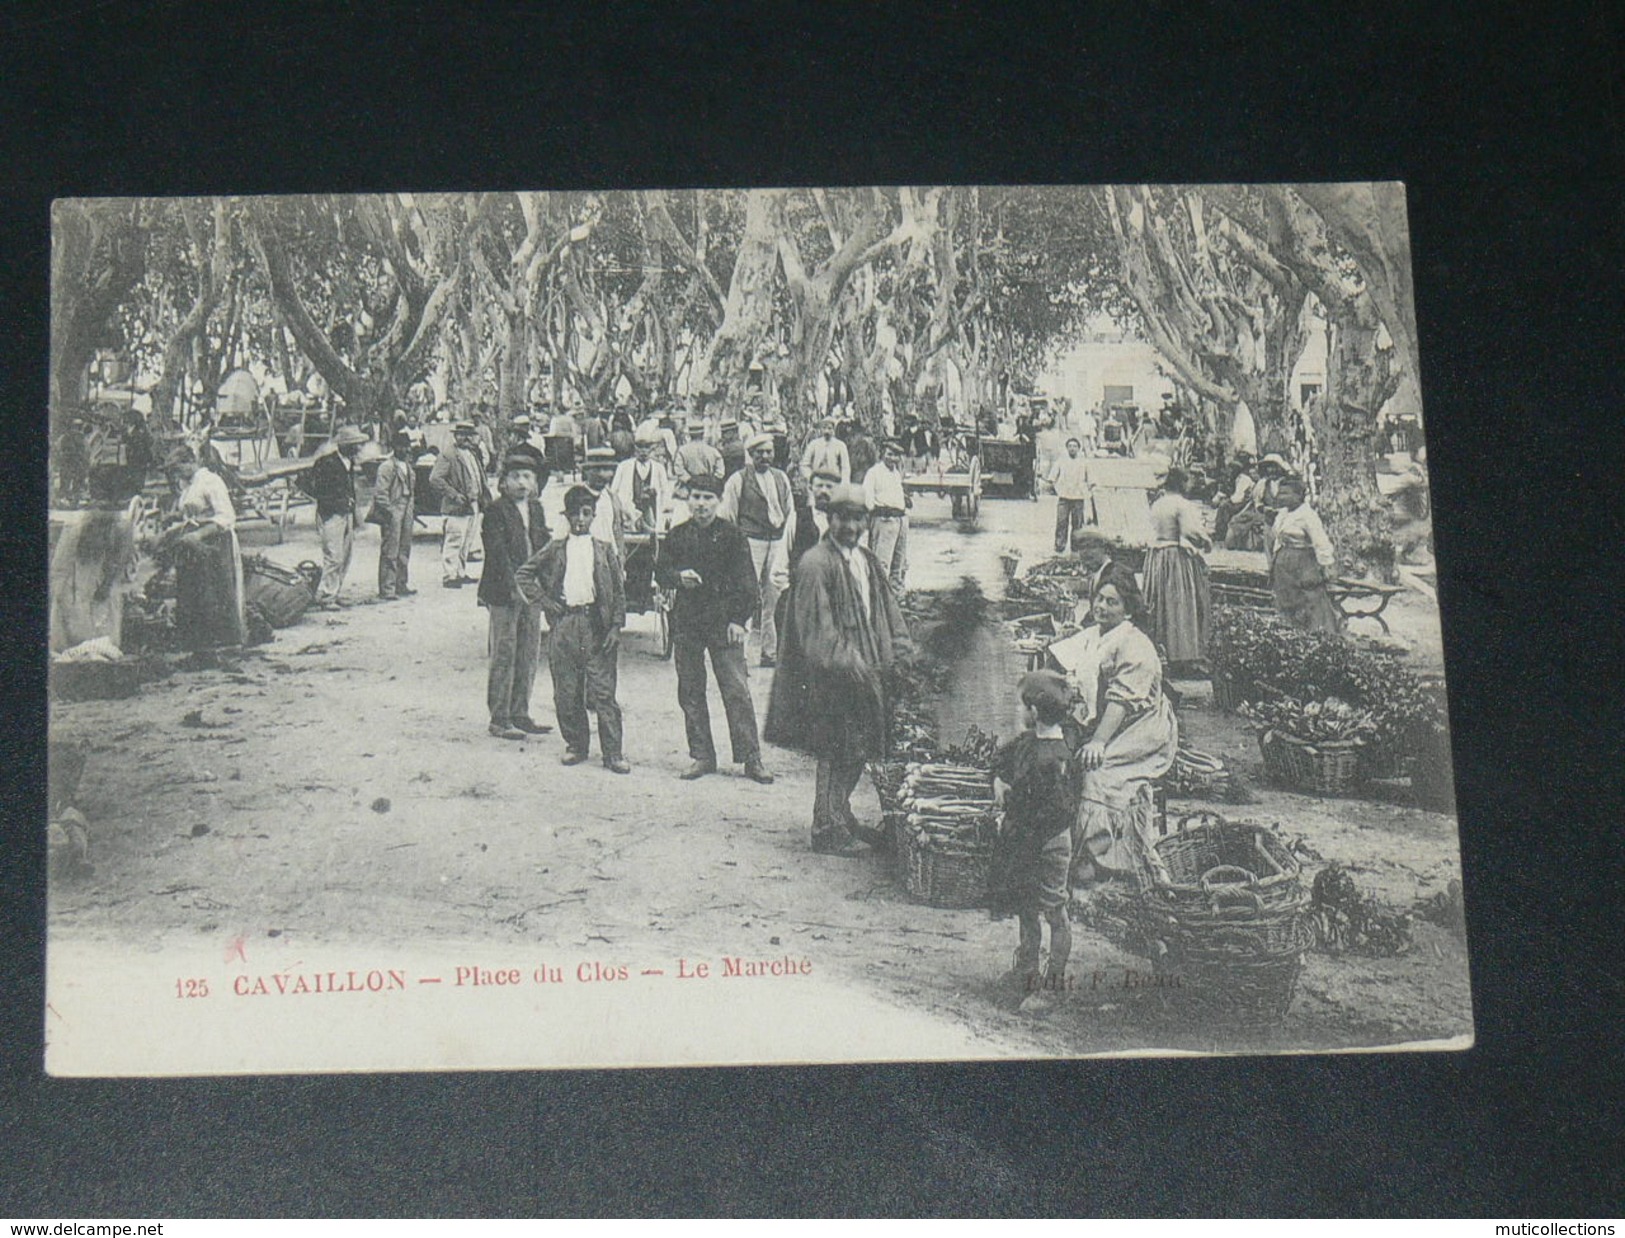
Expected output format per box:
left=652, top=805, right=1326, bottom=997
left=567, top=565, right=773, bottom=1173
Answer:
left=1152, top=951, right=1305, bottom=1030
left=1137, top=811, right=1302, bottom=915
left=899, top=826, right=991, bottom=909
left=1130, top=811, right=1310, bottom=1029
left=1259, top=728, right=1365, bottom=795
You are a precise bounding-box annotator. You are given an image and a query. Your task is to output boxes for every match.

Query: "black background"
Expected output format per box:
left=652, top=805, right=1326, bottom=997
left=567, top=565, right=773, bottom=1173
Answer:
left=2, top=0, right=1621, bottom=1218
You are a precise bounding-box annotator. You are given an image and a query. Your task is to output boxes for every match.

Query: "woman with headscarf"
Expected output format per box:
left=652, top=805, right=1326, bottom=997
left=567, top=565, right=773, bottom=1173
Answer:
left=1268, top=475, right=1342, bottom=634
left=1142, top=466, right=1213, bottom=668
left=1073, top=565, right=1177, bottom=884
left=162, top=445, right=246, bottom=652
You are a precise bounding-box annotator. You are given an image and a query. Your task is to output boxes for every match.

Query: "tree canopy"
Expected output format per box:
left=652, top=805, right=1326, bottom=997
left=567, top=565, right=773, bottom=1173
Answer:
left=51, top=183, right=1422, bottom=570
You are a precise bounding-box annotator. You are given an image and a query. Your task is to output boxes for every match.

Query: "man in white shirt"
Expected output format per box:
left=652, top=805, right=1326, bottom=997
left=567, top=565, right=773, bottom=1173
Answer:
left=719, top=433, right=795, bottom=666
left=861, top=439, right=910, bottom=594
left=1047, top=437, right=1095, bottom=553
left=799, top=417, right=850, bottom=483
left=610, top=428, right=674, bottom=534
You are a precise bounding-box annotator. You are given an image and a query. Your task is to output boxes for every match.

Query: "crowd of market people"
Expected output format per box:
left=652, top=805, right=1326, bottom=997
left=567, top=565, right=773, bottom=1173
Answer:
left=135, top=394, right=1361, bottom=1014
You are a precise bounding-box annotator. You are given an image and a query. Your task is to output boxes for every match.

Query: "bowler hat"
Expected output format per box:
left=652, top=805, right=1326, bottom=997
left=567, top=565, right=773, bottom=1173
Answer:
left=334, top=425, right=369, bottom=447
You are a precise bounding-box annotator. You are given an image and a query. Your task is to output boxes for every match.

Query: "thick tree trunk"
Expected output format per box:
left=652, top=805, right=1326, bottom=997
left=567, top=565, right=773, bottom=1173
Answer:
left=151, top=201, right=231, bottom=431
left=1308, top=301, right=1400, bottom=579
left=50, top=201, right=148, bottom=417
left=694, top=189, right=785, bottom=420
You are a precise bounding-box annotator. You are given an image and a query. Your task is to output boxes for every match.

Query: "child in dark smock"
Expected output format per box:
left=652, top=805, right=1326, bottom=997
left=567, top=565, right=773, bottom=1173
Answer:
left=988, top=670, right=1082, bottom=1012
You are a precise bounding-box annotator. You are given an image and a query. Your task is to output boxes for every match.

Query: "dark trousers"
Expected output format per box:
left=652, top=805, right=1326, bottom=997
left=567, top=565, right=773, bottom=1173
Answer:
left=674, top=629, right=760, bottom=765
left=378, top=509, right=411, bottom=597
left=549, top=610, right=624, bottom=758
left=1054, top=496, right=1089, bottom=552
left=487, top=603, right=542, bottom=727
left=813, top=757, right=866, bottom=845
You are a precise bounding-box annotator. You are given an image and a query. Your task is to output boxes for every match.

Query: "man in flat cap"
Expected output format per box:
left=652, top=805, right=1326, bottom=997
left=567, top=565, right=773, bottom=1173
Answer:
left=655, top=472, right=773, bottom=784
left=429, top=421, right=489, bottom=588
left=765, top=483, right=909, bottom=856
left=479, top=454, right=553, bottom=740
left=720, top=432, right=796, bottom=667
left=861, top=438, right=911, bottom=594
left=373, top=430, right=418, bottom=601
left=515, top=485, right=630, bottom=774
left=304, top=424, right=370, bottom=608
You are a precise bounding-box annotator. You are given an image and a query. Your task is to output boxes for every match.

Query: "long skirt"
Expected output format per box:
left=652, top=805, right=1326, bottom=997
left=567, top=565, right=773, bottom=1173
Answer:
left=1073, top=696, right=1177, bottom=878
left=1142, top=544, right=1210, bottom=663
left=175, top=524, right=246, bottom=651
left=1271, top=546, right=1342, bottom=635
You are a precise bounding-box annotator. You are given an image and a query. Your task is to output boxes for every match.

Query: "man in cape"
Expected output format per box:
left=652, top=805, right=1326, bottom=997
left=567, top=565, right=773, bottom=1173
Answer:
left=764, top=483, right=909, bottom=856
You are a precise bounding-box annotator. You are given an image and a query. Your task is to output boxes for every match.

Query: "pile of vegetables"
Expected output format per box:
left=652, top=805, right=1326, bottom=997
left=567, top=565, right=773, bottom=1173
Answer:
left=1239, top=696, right=1378, bottom=746
left=1165, top=745, right=1250, bottom=803
left=897, top=762, right=999, bottom=851
left=1308, top=863, right=1413, bottom=957
left=1210, top=604, right=1450, bottom=776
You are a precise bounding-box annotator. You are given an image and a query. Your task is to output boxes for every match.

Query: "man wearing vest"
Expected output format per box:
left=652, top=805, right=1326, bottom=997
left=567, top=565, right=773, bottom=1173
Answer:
left=428, top=421, right=488, bottom=587
left=719, top=432, right=795, bottom=667
left=610, top=427, right=673, bottom=534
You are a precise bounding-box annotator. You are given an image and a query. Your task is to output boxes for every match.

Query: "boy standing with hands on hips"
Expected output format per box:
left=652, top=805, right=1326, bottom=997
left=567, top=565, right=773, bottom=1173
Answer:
left=515, top=485, right=630, bottom=773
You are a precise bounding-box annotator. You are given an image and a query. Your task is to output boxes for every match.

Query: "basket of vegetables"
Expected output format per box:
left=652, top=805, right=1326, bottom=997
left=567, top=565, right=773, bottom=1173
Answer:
left=895, top=762, right=999, bottom=908
left=1240, top=697, right=1375, bottom=795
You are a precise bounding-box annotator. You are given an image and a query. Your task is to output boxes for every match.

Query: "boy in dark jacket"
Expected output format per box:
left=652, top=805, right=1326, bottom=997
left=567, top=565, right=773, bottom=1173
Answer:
left=988, top=670, right=1082, bottom=1013
left=654, top=473, right=772, bottom=784
left=480, top=455, right=552, bottom=740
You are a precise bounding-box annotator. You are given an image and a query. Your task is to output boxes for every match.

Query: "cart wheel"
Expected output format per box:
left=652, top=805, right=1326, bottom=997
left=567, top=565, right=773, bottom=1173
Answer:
left=967, top=456, right=982, bottom=519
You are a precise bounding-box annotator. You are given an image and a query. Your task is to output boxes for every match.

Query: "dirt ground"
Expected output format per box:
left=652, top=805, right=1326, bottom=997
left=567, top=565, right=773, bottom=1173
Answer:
left=47, top=477, right=1472, bottom=1061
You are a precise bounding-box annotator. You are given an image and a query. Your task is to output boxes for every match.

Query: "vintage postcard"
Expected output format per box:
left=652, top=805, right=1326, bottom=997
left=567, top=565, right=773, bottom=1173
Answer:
left=44, top=184, right=1471, bottom=1074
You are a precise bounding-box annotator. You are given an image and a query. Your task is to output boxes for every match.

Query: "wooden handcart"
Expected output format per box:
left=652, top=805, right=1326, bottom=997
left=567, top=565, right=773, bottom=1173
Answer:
left=901, top=429, right=982, bottom=521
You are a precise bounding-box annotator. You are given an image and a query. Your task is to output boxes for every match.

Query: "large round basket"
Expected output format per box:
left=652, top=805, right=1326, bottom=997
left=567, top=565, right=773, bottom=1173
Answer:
left=1130, top=811, right=1311, bottom=1029
left=899, top=828, right=990, bottom=909
left=1258, top=728, right=1365, bottom=795
left=1150, top=950, right=1305, bottom=1030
